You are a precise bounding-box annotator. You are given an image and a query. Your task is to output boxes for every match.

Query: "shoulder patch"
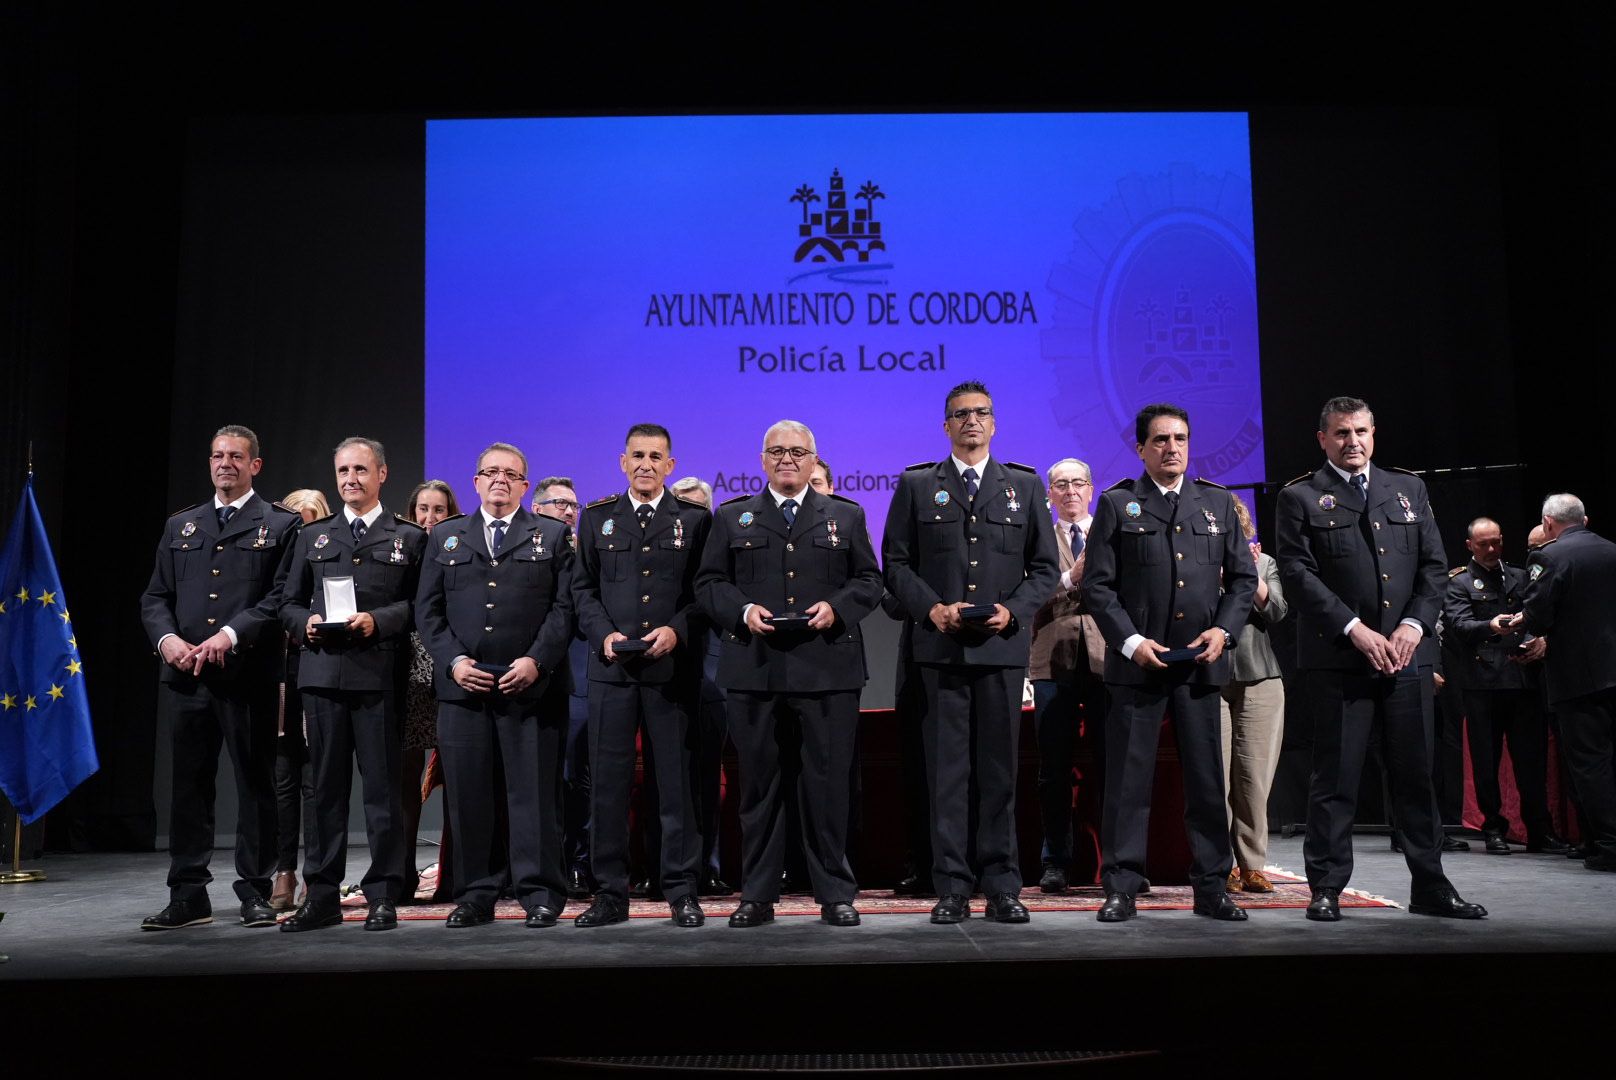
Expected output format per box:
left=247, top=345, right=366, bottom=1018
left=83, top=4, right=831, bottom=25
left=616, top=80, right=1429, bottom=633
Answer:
left=436, top=512, right=468, bottom=524
left=169, top=501, right=205, bottom=518
left=673, top=494, right=707, bottom=508
left=1002, top=460, right=1036, bottom=473
left=1105, top=478, right=1134, bottom=492
left=586, top=494, right=617, bottom=508
left=270, top=501, right=297, bottom=514
left=720, top=493, right=751, bottom=507
left=1448, top=566, right=1467, bottom=578
left=903, top=461, right=936, bottom=472
left=827, top=491, right=860, bottom=505
left=1191, top=477, right=1228, bottom=490
left=1383, top=466, right=1421, bottom=477
left=313, top=510, right=341, bottom=524
left=393, top=515, right=425, bottom=530
left=1282, top=473, right=1311, bottom=487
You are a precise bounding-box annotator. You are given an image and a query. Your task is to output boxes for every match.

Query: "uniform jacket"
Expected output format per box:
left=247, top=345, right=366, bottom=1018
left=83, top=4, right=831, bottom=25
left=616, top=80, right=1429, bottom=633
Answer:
left=882, top=457, right=1060, bottom=668
left=1518, top=525, right=1616, bottom=705
left=1027, top=517, right=1105, bottom=681
left=278, top=507, right=426, bottom=693
left=415, top=508, right=575, bottom=704
left=140, top=493, right=301, bottom=685
left=1275, top=464, right=1445, bottom=673
left=696, top=486, right=882, bottom=694
left=1442, top=558, right=1529, bottom=691
left=572, top=489, right=712, bottom=686
left=1083, top=475, right=1257, bottom=687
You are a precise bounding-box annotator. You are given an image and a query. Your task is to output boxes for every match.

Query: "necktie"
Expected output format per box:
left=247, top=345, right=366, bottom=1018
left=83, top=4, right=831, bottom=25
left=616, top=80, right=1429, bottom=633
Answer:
left=1352, top=473, right=1368, bottom=502
left=490, top=518, right=507, bottom=553
left=1164, top=489, right=1179, bottom=521
left=1070, top=522, right=1085, bottom=557
left=351, top=517, right=367, bottom=542
left=781, top=498, right=798, bottom=528
left=217, top=505, right=236, bottom=531
left=636, top=504, right=654, bottom=528
left=962, top=467, right=979, bottom=502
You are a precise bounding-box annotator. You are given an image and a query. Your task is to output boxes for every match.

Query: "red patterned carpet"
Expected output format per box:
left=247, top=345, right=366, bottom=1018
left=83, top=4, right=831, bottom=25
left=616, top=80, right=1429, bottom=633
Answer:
left=317, top=867, right=1397, bottom=922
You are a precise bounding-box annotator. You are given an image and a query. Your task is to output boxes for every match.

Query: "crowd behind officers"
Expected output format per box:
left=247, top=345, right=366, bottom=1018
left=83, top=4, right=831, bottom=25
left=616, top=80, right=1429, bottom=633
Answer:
left=144, top=384, right=1616, bottom=933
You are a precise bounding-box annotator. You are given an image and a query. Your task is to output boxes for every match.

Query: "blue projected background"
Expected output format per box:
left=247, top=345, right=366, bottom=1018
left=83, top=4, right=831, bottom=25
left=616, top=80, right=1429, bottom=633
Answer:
left=426, top=113, right=1262, bottom=541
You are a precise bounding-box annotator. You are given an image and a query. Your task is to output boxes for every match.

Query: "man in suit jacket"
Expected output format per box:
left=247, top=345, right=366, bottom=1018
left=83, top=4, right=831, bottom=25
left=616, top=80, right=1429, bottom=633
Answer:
left=1084, top=405, right=1257, bottom=922
left=1275, top=396, right=1485, bottom=920
left=138, top=425, right=302, bottom=931
left=883, top=380, right=1060, bottom=924
left=1516, top=493, right=1616, bottom=872
left=275, top=436, right=426, bottom=932
left=416, top=442, right=576, bottom=927
left=1028, top=456, right=1108, bottom=895
left=1442, top=516, right=1567, bottom=854
left=571, top=424, right=713, bottom=928
left=696, top=420, right=883, bottom=927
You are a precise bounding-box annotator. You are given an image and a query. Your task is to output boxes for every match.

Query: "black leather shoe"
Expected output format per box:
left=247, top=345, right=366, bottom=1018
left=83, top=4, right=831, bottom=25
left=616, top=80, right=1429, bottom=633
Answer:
left=280, top=901, right=343, bottom=932
left=574, top=898, right=629, bottom=927
left=525, top=905, right=560, bottom=928
left=1526, top=833, right=1573, bottom=854
left=141, top=900, right=213, bottom=931
left=240, top=897, right=277, bottom=928
left=1192, top=893, right=1248, bottom=921
left=1096, top=892, right=1136, bottom=922
left=893, top=871, right=931, bottom=897
left=1305, top=888, right=1341, bottom=922
left=985, top=893, right=1031, bottom=923
left=1441, top=834, right=1471, bottom=852
left=565, top=868, right=593, bottom=900
left=671, top=896, right=705, bottom=927
left=930, top=893, right=970, bottom=924
left=1583, top=853, right=1616, bottom=873
left=1409, top=887, right=1487, bottom=919
left=629, top=878, right=663, bottom=900
left=1389, top=835, right=1405, bottom=854
left=1484, top=831, right=1512, bottom=855
left=1137, top=879, right=1152, bottom=896
left=363, top=899, right=398, bottom=931
left=820, top=901, right=860, bottom=926
left=1038, top=864, right=1068, bottom=894
left=780, top=870, right=811, bottom=895
left=698, top=871, right=734, bottom=897
left=444, top=903, right=494, bottom=928
left=728, top=900, right=774, bottom=927
left=1572, top=842, right=1600, bottom=860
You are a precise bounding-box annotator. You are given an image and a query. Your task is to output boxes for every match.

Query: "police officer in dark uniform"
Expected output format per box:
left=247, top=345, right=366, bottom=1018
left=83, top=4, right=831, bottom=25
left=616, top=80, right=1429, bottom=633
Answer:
left=416, top=442, right=576, bottom=927
left=1517, top=493, right=1616, bottom=872
left=1442, top=516, right=1569, bottom=854
left=139, top=424, right=301, bottom=930
left=1275, top=396, right=1485, bottom=920
left=882, top=380, right=1060, bottom=924
left=571, top=424, right=712, bottom=928
left=696, top=419, right=883, bottom=927
left=275, top=436, right=426, bottom=932
left=1084, top=404, right=1257, bottom=922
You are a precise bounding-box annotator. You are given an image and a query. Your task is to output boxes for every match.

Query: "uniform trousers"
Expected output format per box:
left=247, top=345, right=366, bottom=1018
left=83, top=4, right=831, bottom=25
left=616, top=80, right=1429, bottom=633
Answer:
left=163, top=678, right=279, bottom=904
left=563, top=688, right=592, bottom=875
left=1303, top=668, right=1450, bottom=893
left=1556, top=687, right=1616, bottom=858
left=726, top=689, right=859, bottom=904
left=1033, top=674, right=1108, bottom=873
left=589, top=680, right=699, bottom=904
left=693, top=674, right=729, bottom=874
left=918, top=663, right=1022, bottom=898
left=438, top=690, right=567, bottom=915
left=301, top=687, right=406, bottom=907
left=1462, top=689, right=1552, bottom=838
left=1219, top=677, right=1285, bottom=872
left=1101, top=679, right=1231, bottom=900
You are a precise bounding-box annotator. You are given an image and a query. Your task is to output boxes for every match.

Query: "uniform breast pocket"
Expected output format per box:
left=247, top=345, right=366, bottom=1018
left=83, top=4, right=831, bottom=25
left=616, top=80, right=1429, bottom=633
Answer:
left=812, top=536, right=847, bottom=583
left=987, top=511, right=1025, bottom=556
left=594, top=536, right=629, bottom=582
left=1307, top=515, right=1354, bottom=559
left=1189, top=524, right=1220, bottom=565
left=1390, top=517, right=1423, bottom=555
left=169, top=539, right=203, bottom=581
left=730, top=535, right=769, bottom=585
left=1120, top=522, right=1162, bottom=565
left=432, top=550, right=466, bottom=589
left=656, top=537, right=690, bottom=581
left=919, top=512, right=962, bottom=553
left=511, top=551, right=554, bottom=588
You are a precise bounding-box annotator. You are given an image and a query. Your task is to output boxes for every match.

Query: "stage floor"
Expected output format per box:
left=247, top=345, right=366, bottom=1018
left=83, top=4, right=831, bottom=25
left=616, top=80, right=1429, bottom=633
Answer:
left=3, top=835, right=1614, bottom=1071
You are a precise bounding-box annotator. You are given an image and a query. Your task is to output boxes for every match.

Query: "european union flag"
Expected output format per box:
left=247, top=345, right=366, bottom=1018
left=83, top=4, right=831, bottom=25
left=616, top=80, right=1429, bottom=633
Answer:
left=0, top=475, right=98, bottom=824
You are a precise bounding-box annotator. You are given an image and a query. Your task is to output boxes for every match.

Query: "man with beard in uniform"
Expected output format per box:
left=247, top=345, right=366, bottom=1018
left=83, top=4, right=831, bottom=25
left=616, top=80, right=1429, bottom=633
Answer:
left=276, top=436, right=427, bottom=932
left=572, top=424, right=712, bottom=927
left=697, top=420, right=883, bottom=927
left=416, top=443, right=576, bottom=927
left=883, top=380, right=1059, bottom=924
left=1276, top=397, right=1485, bottom=921
left=139, top=425, right=301, bottom=930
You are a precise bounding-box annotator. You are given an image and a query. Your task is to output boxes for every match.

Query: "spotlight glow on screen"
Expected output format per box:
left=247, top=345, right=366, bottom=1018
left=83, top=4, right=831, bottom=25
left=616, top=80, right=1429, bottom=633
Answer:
left=427, top=113, right=1262, bottom=540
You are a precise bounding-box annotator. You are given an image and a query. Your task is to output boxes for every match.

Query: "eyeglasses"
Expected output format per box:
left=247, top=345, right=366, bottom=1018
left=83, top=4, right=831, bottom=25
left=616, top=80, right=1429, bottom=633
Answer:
left=537, top=498, right=579, bottom=511
left=947, top=407, right=994, bottom=422
left=1050, top=478, right=1091, bottom=491
left=763, top=446, right=814, bottom=461
left=476, top=467, right=527, bottom=482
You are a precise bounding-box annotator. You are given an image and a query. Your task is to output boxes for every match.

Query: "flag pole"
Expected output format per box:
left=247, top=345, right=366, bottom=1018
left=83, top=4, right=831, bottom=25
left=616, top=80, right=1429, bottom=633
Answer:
left=0, top=816, right=45, bottom=884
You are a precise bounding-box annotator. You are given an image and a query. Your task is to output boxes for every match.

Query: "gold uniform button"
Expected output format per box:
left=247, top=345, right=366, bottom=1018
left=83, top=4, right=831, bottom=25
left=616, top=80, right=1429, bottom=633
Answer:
left=489, top=581, right=497, bottom=587
left=1174, top=612, right=1185, bottom=620
left=1176, top=580, right=1185, bottom=589
left=970, top=515, right=977, bottom=524
left=484, top=626, right=493, bottom=632
left=1378, top=548, right=1387, bottom=555
left=1383, top=601, right=1392, bottom=608
left=786, top=543, right=795, bottom=552
left=210, top=568, right=220, bottom=576
left=967, top=584, right=978, bottom=592
left=206, top=618, right=217, bottom=626
left=490, top=559, right=499, bottom=567
left=787, top=596, right=796, bottom=606
left=641, top=546, right=650, bottom=553
left=969, top=560, right=978, bottom=567
left=641, top=595, right=650, bottom=603
left=1373, top=521, right=1382, bottom=530
left=486, top=603, right=495, bottom=610
left=1328, top=520, right=1336, bottom=527
left=969, top=536, right=978, bottom=544
left=934, top=514, right=942, bottom=520
left=1175, top=552, right=1185, bottom=561
left=787, top=571, right=796, bottom=579
left=641, top=621, right=650, bottom=629
left=181, top=543, right=190, bottom=550
left=641, top=569, right=651, bottom=577
left=607, top=543, right=615, bottom=550
left=1174, top=525, right=1183, bottom=534
left=353, top=557, right=362, bottom=566
left=744, top=541, right=753, bottom=548
left=1382, top=574, right=1390, bottom=581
